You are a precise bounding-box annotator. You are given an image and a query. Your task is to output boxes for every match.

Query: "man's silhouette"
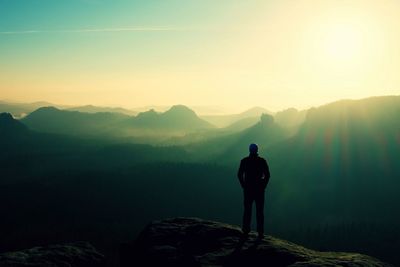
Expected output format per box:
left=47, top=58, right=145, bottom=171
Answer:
left=237, top=143, right=270, bottom=238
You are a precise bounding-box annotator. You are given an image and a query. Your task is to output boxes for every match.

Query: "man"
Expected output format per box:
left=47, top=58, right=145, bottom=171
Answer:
left=237, top=143, right=270, bottom=239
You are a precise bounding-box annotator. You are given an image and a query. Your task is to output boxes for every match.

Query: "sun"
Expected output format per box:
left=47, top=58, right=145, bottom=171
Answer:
left=304, top=18, right=380, bottom=77
left=321, top=23, right=364, bottom=63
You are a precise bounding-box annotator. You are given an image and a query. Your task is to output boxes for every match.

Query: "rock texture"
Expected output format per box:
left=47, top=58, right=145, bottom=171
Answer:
left=0, top=241, right=104, bottom=267
left=132, top=217, right=393, bottom=267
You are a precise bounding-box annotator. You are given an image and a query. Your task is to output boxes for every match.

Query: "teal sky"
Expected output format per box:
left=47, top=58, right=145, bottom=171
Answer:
left=1, top=0, right=399, bottom=112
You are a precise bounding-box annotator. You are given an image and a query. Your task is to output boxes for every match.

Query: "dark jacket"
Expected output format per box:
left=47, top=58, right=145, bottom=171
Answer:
left=237, top=154, right=270, bottom=190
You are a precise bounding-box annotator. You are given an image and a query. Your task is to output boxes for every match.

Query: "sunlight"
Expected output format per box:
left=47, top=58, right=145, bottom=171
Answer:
left=310, top=20, right=371, bottom=71
left=322, top=23, right=363, bottom=62
left=301, top=14, right=384, bottom=88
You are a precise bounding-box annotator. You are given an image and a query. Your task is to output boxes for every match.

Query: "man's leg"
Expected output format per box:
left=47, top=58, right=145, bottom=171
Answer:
left=255, top=190, right=265, bottom=236
left=242, top=189, right=253, bottom=234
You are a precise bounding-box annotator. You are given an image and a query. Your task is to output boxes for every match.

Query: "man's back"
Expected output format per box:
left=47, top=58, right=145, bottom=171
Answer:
left=238, top=154, right=270, bottom=189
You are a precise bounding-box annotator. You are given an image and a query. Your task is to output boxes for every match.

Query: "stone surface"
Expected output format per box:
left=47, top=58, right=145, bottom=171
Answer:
left=132, top=217, right=393, bottom=267
left=0, top=241, right=104, bottom=267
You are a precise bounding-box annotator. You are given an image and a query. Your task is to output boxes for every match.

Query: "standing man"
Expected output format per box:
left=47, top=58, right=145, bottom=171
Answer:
left=237, top=143, right=270, bottom=239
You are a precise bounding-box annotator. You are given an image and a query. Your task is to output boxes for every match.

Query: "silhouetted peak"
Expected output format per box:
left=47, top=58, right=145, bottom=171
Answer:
left=164, top=105, right=197, bottom=116
left=0, top=112, right=27, bottom=133
left=131, top=217, right=391, bottom=267
left=241, top=106, right=271, bottom=116
left=136, top=109, right=159, bottom=119
left=304, top=95, right=400, bottom=124
left=131, top=105, right=212, bottom=130
left=0, top=112, right=14, bottom=122
left=260, top=113, right=274, bottom=125
left=32, top=106, right=61, bottom=114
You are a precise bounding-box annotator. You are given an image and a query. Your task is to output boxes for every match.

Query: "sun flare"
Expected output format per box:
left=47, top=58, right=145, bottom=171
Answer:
left=301, top=14, right=384, bottom=84
left=322, top=23, right=364, bottom=62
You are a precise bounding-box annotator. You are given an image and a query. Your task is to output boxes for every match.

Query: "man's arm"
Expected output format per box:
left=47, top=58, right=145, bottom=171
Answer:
left=237, top=160, right=245, bottom=188
left=262, top=159, right=270, bottom=188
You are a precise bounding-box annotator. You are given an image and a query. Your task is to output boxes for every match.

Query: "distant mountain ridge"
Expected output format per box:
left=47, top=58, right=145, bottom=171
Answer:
left=21, top=105, right=214, bottom=139
left=2, top=95, right=400, bottom=266
left=187, top=113, right=289, bottom=162
left=131, top=105, right=214, bottom=131
left=0, top=100, right=63, bottom=118
left=22, top=107, right=130, bottom=137
left=67, top=105, right=137, bottom=116
left=0, top=113, right=28, bottom=136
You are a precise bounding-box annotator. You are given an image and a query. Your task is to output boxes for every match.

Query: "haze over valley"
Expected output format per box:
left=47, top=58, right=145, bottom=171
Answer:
left=1, top=95, right=399, bottom=265
left=2, top=1, right=400, bottom=266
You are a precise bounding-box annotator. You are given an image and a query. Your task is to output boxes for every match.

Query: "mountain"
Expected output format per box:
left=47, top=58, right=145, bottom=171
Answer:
left=2, top=97, right=400, bottom=266
left=188, top=113, right=289, bottom=162
left=22, top=106, right=131, bottom=138
left=201, top=107, right=272, bottom=128
left=268, top=95, right=400, bottom=224
left=0, top=100, right=60, bottom=118
left=129, top=105, right=214, bottom=132
left=21, top=105, right=213, bottom=140
left=128, top=217, right=392, bottom=267
left=0, top=113, right=110, bottom=183
left=131, top=105, right=171, bottom=113
left=67, top=105, right=137, bottom=116
left=0, top=113, right=28, bottom=136
left=132, top=105, right=230, bottom=115
left=274, top=108, right=307, bottom=135
left=219, top=113, right=289, bottom=162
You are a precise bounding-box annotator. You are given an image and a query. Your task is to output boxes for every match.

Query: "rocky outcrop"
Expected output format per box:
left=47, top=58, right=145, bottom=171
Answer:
left=130, top=217, right=393, bottom=267
left=0, top=241, right=104, bottom=267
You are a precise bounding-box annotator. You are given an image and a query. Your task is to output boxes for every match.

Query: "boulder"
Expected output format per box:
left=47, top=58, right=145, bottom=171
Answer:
left=130, top=217, right=393, bottom=267
left=0, top=241, right=104, bottom=267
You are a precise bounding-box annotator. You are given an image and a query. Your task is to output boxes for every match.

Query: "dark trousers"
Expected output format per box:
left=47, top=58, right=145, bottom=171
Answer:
left=242, top=188, right=265, bottom=234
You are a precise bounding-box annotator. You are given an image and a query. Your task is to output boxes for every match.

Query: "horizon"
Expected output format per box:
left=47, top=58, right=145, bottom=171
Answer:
left=2, top=94, right=399, bottom=116
left=1, top=0, right=400, bottom=112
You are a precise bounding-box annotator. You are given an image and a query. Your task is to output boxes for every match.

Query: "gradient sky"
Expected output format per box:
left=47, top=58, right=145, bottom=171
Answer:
left=1, top=0, right=400, bottom=112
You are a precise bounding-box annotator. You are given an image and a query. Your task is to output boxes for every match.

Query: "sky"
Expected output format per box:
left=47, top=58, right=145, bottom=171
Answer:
left=1, top=0, right=400, bottom=113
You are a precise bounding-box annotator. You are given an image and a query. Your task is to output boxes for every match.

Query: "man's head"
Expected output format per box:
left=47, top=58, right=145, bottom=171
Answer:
left=249, top=143, right=258, bottom=155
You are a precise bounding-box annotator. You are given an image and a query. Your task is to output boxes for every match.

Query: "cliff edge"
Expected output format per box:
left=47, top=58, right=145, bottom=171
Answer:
left=128, top=217, right=393, bottom=267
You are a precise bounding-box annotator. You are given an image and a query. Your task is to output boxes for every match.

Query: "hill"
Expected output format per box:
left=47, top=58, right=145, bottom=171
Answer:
left=0, top=113, right=28, bottom=137
left=21, top=105, right=213, bottom=140
left=21, top=106, right=130, bottom=138
left=0, top=100, right=60, bottom=118
left=267, top=95, right=400, bottom=224
left=2, top=96, right=400, bottom=266
left=130, top=105, right=214, bottom=131
left=274, top=108, right=307, bottom=136
left=187, top=113, right=289, bottom=162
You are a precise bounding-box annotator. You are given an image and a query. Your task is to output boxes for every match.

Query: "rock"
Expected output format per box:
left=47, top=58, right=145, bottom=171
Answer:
left=131, top=217, right=393, bottom=267
left=0, top=241, right=105, bottom=267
